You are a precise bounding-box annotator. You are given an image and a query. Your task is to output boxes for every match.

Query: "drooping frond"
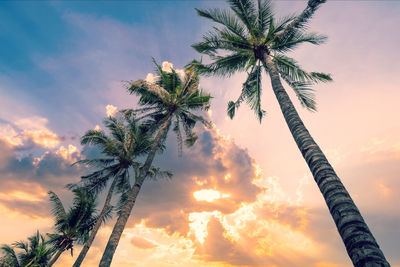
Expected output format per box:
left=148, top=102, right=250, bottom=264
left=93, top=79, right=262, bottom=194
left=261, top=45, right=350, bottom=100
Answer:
left=48, top=191, right=67, bottom=228
left=145, top=167, right=173, bottom=181
left=228, top=64, right=266, bottom=122
left=273, top=54, right=332, bottom=83
left=173, top=118, right=183, bottom=156
left=0, top=244, right=20, bottom=267
left=284, top=79, right=317, bottom=111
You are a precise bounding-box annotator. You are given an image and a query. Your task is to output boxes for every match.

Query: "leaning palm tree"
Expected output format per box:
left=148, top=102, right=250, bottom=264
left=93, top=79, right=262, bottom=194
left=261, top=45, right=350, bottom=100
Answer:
left=191, top=0, right=389, bottom=266
left=46, top=188, right=99, bottom=267
left=0, top=231, right=53, bottom=267
left=72, top=113, right=171, bottom=267
left=98, top=59, right=212, bottom=266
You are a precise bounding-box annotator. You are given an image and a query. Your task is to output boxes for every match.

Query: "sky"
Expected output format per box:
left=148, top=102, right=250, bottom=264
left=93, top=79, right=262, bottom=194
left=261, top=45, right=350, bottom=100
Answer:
left=0, top=0, right=400, bottom=266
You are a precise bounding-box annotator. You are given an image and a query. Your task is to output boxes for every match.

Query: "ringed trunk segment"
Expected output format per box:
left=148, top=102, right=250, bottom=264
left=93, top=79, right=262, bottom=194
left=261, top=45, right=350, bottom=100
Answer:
left=98, top=115, right=173, bottom=267
left=262, top=55, right=390, bottom=267
left=73, top=174, right=119, bottom=267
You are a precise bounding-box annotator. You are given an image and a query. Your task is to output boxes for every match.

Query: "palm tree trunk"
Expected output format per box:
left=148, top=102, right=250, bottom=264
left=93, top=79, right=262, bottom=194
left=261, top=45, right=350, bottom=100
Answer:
left=98, top=115, right=173, bottom=267
left=73, top=173, right=120, bottom=267
left=47, top=247, right=64, bottom=267
left=262, top=55, right=390, bottom=266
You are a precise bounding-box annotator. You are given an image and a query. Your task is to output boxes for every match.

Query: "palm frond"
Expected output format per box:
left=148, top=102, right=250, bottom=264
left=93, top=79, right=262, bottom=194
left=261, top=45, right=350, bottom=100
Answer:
left=227, top=0, right=257, bottom=36
left=127, top=79, right=170, bottom=106
left=195, top=8, right=248, bottom=40
left=173, top=118, right=183, bottom=157
left=48, top=191, right=67, bottom=226
left=277, top=0, right=327, bottom=42
left=273, top=54, right=332, bottom=83
left=256, top=0, right=273, bottom=34
left=193, top=52, right=250, bottom=77
left=272, top=31, right=327, bottom=52
left=229, top=64, right=266, bottom=122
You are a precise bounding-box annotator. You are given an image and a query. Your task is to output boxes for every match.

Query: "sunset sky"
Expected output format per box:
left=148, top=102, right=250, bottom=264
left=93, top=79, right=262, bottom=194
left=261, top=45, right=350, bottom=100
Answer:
left=0, top=1, right=399, bottom=266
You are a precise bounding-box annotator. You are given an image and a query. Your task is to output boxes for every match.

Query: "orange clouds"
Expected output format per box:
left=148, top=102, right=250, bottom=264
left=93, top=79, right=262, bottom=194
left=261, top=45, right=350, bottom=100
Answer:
left=0, top=116, right=60, bottom=148
left=105, top=127, right=329, bottom=266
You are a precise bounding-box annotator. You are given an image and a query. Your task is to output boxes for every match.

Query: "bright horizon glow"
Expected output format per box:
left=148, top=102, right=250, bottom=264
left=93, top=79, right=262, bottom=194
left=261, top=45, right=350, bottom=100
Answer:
left=193, top=189, right=230, bottom=202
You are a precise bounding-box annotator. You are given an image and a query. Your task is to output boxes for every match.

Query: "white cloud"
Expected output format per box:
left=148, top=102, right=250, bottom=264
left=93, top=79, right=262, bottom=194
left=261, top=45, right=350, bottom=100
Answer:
left=161, top=61, right=173, bottom=73
left=0, top=117, right=60, bottom=148
left=106, top=104, right=118, bottom=117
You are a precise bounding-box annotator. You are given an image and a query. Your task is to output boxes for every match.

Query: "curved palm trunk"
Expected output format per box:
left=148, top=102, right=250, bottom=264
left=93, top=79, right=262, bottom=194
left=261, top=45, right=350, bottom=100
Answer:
left=73, top=174, right=120, bottom=267
left=47, top=247, right=64, bottom=267
left=98, top=115, right=173, bottom=267
left=262, top=55, right=389, bottom=266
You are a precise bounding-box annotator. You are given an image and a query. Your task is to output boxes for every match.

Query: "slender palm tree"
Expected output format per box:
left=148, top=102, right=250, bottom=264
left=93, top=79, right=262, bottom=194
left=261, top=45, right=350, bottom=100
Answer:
left=0, top=231, right=53, bottom=267
left=191, top=0, right=389, bottom=266
left=72, top=113, right=171, bottom=267
left=98, top=59, right=212, bottom=266
left=46, top=188, right=99, bottom=267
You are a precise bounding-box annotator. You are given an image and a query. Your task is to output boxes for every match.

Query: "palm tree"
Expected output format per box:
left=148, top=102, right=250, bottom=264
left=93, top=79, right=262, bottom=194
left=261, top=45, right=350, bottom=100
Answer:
left=191, top=0, right=389, bottom=266
left=98, top=59, right=212, bottom=266
left=72, top=113, right=171, bottom=267
left=0, top=231, right=53, bottom=267
left=46, top=188, right=99, bottom=267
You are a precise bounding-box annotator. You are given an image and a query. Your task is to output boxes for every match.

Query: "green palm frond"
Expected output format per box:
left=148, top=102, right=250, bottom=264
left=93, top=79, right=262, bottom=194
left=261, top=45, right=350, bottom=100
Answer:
left=227, top=0, right=257, bottom=36
left=80, top=130, right=109, bottom=146
left=273, top=54, right=331, bottom=83
left=229, top=64, right=266, bottom=122
left=195, top=8, right=247, bottom=40
left=127, top=80, right=169, bottom=106
left=103, top=117, right=126, bottom=143
left=272, top=31, right=327, bottom=52
left=197, top=52, right=251, bottom=77
left=277, top=0, right=327, bottom=42
left=256, top=0, right=273, bottom=34
left=72, top=158, right=115, bottom=167
left=0, top=244, right=20, bottom=267
left=48, top=191, right=67, bottom=227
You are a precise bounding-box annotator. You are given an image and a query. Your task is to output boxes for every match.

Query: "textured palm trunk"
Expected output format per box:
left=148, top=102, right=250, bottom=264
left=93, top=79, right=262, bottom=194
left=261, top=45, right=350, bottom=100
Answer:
left=73, top=174, right=119, bottom=267
left=263, top=55, right=390, bottom=266
left=47, top=247, right=64, bottom=267
left=98, top=115, right=173, bottom=267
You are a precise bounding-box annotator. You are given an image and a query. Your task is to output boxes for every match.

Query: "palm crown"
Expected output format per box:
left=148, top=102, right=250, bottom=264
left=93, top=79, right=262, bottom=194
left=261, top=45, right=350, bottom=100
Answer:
left=0, top=231, right=53, bottom=267
left=192, top=0, right=331, bottom=121
left=47, top=188, right=98, bottom=257
left=124, top=58, right=212, bottom=154
left=75, top=113, right=172, bottom=213
left=75, top=114, right=156, bottom=195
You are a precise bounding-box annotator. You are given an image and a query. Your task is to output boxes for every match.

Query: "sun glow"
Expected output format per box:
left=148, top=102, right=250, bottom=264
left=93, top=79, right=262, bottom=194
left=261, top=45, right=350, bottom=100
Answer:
left=188, top=211, right=221, bottom=244
left=193, top=189, right=230, bottom=202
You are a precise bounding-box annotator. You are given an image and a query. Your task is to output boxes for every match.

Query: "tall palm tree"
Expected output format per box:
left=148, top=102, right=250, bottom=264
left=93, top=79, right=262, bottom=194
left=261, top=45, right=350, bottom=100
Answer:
left=72, top=113, right=171, bottom=267
left=0, top=231, right=53, bottom=267
left=191, top=0, right=389, bottom=266
left=46, top=188, right=99, bottom=267
left=98, top=59, right=212, bottom=266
